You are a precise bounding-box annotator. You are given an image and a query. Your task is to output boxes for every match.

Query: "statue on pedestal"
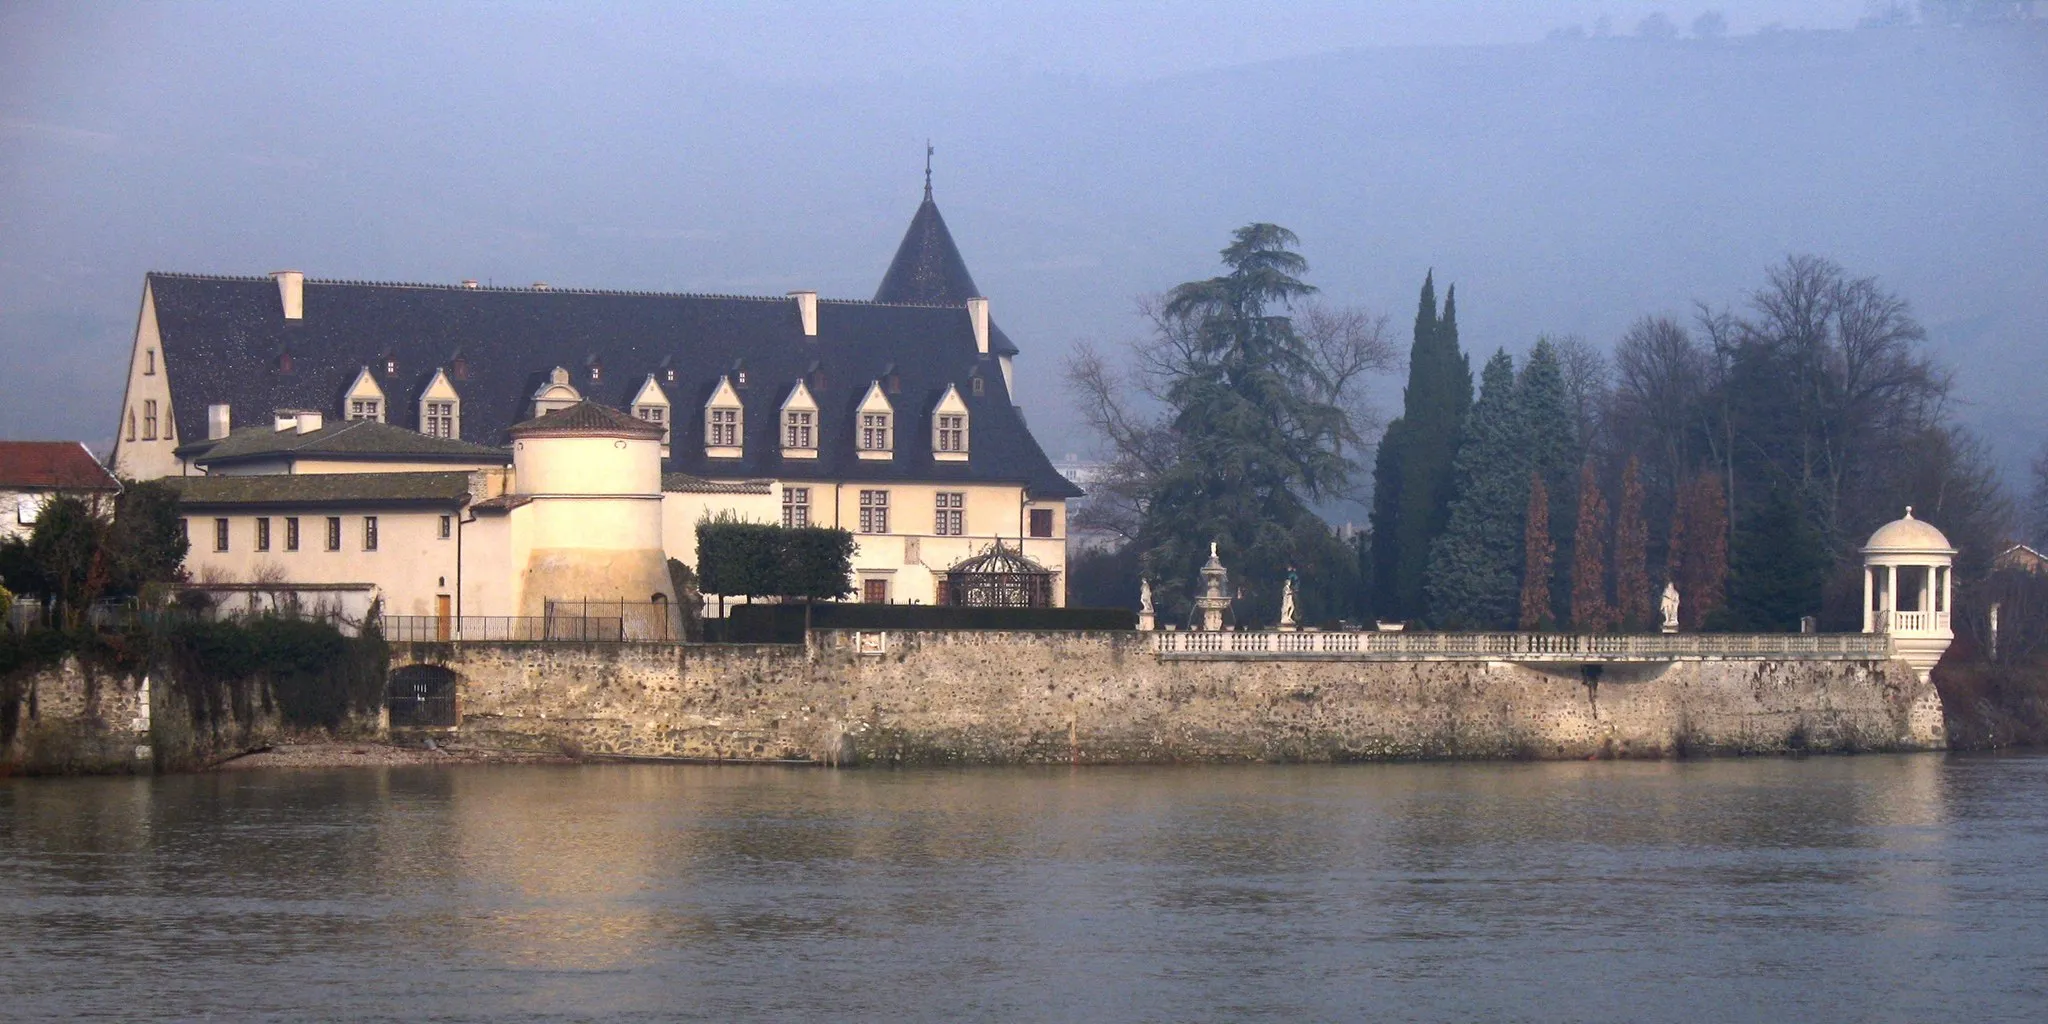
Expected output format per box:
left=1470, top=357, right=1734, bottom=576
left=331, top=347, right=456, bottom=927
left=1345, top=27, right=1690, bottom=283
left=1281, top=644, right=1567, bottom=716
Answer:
left=1138, top=578, right=1155, bottom=632
left=1661, top=582, right=1681, bottom=633
left=1278, top=568, right=1298, bottom=631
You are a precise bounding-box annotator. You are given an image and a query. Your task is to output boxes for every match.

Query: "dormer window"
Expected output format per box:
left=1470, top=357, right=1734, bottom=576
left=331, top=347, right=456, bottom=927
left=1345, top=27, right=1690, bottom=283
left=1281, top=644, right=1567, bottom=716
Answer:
left=531, top=366, right=582, bottom=417
left=971, top=376, right=986, bottom=397
left=932, top=384, right=970, bottom=461
left=344, top=367, right=388, bottom=423
left=630, top=375, right=673, bottom=447
left=856, top=382, right=894, bottom=460
left=420, top=369, right=461, bottom=439
left=384, top=357, right=398, bottom=376
left=702, top=376, right=742, bottom=458
left=780, top=380, right=819, bottom=459
left=276, top=350, right=293, bottom=374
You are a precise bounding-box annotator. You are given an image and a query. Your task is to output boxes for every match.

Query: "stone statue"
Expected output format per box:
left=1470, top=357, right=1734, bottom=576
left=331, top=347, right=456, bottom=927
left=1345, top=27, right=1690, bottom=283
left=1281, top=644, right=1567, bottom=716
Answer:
left=1278, top=569, right=1298, bottom=631
left=1661, top=582, right=1681, bottom=633
left=1138, top=578, right=1156, bottom=632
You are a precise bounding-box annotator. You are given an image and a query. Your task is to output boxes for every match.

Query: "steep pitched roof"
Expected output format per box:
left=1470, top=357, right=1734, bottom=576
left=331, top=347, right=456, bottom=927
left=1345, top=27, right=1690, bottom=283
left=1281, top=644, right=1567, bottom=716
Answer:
left=193, top=419, right=509, bottom=467
left=164, top=471, right=474, bottom=509
left=873, top=194, right=1020, bottom=357
left=0, top=442, right=120, bottom=492
left=662, top=472, right=773, bottom=495
left=142, top=274, right=1077, bottom=498
left=508, top=400, right=665, bottom=439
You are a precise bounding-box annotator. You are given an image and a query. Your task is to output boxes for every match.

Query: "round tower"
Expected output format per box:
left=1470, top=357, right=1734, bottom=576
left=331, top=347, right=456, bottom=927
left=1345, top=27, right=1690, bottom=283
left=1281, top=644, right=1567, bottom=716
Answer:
left=1861, top=507, right=1956, bottom=681
left=507, top=401, right=674, bottom=637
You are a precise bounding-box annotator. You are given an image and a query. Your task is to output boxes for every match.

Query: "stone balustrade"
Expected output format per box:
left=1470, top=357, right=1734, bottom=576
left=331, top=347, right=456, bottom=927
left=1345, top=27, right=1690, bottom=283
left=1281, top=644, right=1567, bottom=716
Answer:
left=1151, top=629, right=1892, bottom=662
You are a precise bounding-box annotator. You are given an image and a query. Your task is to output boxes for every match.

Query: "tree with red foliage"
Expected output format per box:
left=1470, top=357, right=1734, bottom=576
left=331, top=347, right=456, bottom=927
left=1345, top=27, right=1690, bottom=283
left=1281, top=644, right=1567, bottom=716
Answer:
left=1665, top=472, right=1729, bottom=629
left=1613, top=457, right=1651, bottom=630
left=1570, top=463, right=1614, bottom=631
left=1520, top=472, right=1555, bottom=630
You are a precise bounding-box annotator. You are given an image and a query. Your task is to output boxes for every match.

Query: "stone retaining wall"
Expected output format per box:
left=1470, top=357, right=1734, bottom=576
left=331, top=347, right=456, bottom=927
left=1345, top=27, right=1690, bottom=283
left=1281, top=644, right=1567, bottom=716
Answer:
left=395, top=629, right=1947, bottom=764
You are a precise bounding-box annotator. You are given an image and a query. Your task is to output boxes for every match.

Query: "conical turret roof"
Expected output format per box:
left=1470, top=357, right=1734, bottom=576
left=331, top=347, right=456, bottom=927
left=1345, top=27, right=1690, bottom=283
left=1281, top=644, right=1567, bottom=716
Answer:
left=873, top=187, right=1019, bottom=356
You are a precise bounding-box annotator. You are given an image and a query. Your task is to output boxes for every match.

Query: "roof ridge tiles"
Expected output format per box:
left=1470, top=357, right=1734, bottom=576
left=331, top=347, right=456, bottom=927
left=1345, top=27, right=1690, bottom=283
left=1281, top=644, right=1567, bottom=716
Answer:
left=147, top=270, right=983, bottom=309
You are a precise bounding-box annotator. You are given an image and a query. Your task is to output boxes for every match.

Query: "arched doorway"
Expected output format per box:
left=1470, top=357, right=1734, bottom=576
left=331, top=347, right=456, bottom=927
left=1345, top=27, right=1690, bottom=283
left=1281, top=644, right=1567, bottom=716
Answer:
left=387, top=665, right=458, bottom=728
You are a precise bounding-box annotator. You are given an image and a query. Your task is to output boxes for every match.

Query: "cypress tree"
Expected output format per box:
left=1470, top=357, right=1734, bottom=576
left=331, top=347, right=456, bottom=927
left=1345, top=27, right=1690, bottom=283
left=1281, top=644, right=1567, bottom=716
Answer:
left=1368, top=271, right=1471, bottom=623
left=1516, top=338, right=1580, bottom=619
left=1426, top=350, right=1526, bottom=628
left=1569, top=463, right=1614, bottom=631
left=1519, top=472, right=1556, bottom=630
left=1722, top=484, right=1826, bottom=631
left=1613, top=457, right=1652, bottom=630
left=1667, top=472, right=1729, bottom=629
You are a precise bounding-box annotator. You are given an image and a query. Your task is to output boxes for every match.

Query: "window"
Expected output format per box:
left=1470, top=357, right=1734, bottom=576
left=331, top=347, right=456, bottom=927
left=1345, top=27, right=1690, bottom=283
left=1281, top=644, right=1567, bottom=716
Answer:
left=385, top=357, right=398, bottom=376
left=213, top=518, right=229, bottom=552
left=178, top=518, right=188, bottom=544
left=285, top=517, right=300, bottom=551
left=1029, top=508, right=1055, bottom=539
left=935, top=492, right=964, bottom=536
left=936, top=413, right=967, bottom=453
left=348, top=399, right=380, bottom=422
left=142, top=400, right=158, bottom=440
left=706, top=407, right=739, bottom=448
left=971, top=377, right=985, bottom=397
left=860, top=412, right=892, bottom=452
left=127, top=409, right=136, bottom=442
left=363, top=516, right=379, bottom=551
left=782, top=487, right=810, bottom=528
left=145, top=348, right=156, bottom=375
left=424, top=401, right=455, bottom=438
left=784, top=410, right=814, bottom=450
left=863, top=578, right=890, bottom=604
left=325, top=517, right=342, bottom=551
left=439, top=515, right=452, bottom=539
left=255, top=517, right=271, bottom=552
left=859, top=490, right=889, bottom=533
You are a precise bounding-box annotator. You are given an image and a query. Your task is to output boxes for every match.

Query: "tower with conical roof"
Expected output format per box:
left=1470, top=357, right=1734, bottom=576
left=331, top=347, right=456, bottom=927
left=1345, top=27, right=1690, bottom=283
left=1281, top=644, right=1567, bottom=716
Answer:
left=875, top=152, right=1021, bottom=393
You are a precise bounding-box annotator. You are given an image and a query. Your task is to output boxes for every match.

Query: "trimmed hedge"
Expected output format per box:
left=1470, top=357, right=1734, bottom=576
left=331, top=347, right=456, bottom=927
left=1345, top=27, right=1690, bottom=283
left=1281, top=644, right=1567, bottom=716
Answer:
left=711, top=603, right=1136, bottom=644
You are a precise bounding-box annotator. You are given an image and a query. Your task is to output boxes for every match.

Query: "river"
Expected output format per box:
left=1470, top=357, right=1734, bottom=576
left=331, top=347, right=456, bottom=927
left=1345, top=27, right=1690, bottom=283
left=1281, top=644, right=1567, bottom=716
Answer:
left=4, top=755, right=2045, bottom=1022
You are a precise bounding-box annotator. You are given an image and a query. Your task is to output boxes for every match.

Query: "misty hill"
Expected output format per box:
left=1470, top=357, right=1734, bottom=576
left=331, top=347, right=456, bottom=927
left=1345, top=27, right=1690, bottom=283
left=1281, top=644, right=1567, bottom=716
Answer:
left=3, top=19, right=2042, bottom=482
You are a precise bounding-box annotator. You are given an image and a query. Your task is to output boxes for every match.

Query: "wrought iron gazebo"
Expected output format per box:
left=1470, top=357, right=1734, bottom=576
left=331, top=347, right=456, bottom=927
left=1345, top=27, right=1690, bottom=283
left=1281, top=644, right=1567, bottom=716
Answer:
left=937, top=540, right=1058, bottom=608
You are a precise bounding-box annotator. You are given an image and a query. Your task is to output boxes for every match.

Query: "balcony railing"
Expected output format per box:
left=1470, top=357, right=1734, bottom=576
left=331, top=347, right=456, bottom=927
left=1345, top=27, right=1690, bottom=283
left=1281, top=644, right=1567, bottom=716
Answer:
left=1881, top=610, right=1949, bottom=633
left=1151, top=630, right=1892, bottom=662
left=385, top=615, right=676, bottom=643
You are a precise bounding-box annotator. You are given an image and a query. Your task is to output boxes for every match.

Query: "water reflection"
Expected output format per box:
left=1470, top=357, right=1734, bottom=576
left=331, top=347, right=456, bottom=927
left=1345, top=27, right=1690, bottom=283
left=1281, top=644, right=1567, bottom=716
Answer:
left=3, top=754, right=2044, bottom=1022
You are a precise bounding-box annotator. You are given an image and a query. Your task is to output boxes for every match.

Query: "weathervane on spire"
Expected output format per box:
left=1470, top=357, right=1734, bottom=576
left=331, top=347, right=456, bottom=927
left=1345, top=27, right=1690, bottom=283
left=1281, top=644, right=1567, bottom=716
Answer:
left=924, top=140, right=934, bottom=201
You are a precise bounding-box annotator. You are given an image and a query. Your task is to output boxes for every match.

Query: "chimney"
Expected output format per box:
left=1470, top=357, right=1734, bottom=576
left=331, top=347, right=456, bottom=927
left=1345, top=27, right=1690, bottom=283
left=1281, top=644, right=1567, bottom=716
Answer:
left=273, top=411, right=296, bottom=432
left=460, top=279, right=479, bottom=289
left=789, top=290, right=818, bottom=337
left=207, top=403, right=232, bottom=440
left=966, top=296, right=989, bottom=354
left=271, top=270, right=304, bottom=320
left=295, top=410, right=324, bottom=433
left=531, top=282, right=550, bottom=291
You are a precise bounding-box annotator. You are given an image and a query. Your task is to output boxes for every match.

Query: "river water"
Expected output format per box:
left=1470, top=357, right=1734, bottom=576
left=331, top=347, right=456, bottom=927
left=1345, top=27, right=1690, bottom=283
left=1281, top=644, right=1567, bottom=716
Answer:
left=4, top=755, right=2045, bottom=1022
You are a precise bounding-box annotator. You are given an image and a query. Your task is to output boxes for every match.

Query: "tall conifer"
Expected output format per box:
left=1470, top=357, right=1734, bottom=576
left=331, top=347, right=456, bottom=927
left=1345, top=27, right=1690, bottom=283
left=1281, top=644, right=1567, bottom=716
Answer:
left=1368, top=271, right=1471, bottom=623
left=1570, top=463, right=1614, bottom=631
left=1520, top=473, right=1556, bottom=630
left=1666, top=472, right=1729, bottom=629
left=1515, top=339, right=1580, bottom=617
left=1614, top=457, right=1651, bottom=629
left=1426, top=351, right=1525, bottom=627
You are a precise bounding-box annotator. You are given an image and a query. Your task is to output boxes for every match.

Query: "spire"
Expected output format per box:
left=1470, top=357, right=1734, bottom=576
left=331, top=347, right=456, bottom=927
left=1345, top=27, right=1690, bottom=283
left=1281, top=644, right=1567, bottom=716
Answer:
left=874, top=166, right=981, bottom=305
left=924, top=140, right=934, bottom=202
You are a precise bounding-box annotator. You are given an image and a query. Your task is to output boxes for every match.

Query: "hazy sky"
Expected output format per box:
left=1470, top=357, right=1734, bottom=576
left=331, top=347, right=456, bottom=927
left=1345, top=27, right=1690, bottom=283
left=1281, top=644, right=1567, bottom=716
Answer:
left=3, top=1, right=2041, bottom=501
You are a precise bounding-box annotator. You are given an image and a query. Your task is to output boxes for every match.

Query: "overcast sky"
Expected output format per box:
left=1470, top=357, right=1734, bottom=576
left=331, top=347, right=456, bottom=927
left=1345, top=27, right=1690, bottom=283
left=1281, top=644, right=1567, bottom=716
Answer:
left=4, top=2, right=2041, bottom=502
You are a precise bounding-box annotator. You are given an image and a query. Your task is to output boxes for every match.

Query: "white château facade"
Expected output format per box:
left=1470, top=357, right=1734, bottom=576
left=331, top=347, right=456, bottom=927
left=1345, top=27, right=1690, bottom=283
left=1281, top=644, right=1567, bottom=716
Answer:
left=112, top=184, right=1080, bottom=623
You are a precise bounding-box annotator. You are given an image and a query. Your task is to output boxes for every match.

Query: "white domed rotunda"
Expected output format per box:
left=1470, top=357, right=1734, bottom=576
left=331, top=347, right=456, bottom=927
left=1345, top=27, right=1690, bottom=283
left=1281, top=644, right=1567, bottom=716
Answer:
left=1861, top=507, right=1956, bottom=680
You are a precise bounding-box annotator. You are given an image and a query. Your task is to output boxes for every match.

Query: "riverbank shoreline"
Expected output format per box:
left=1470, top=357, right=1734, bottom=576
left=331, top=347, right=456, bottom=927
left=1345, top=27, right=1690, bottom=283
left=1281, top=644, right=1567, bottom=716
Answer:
left=210, top=740, right=575, bottom=771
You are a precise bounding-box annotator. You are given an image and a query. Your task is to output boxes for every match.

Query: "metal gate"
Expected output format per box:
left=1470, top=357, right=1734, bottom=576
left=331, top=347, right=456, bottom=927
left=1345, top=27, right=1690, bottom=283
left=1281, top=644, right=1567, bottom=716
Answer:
left=387, top=665, right=457, bottom=728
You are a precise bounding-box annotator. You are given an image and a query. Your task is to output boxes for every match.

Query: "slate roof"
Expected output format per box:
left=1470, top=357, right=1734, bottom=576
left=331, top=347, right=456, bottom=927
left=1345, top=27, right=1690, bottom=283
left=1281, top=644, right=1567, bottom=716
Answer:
left=0, top=442, right=121, bottom=491
left=872, top=193, right=1020, bottom=357
left=509, top=400, right=665, bottom=439
left=191, top=419, right=510, bottom=468
left=142, top=206, right=1077, bottom=499
left=164, top=471, right=475, bottom=509
left=662, top=472, right=774, bottom=495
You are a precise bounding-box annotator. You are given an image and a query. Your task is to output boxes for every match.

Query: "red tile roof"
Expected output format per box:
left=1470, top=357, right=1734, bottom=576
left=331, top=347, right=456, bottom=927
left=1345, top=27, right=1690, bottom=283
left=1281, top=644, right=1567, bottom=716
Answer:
left=0, top=442, right=120, bottom=492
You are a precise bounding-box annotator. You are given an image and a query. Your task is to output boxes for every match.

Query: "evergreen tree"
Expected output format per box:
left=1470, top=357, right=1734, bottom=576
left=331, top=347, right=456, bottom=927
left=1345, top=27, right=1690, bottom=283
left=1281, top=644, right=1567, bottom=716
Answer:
left=1516, top=338, right=1580, bottom=618
left=1426, top=350, right=1526, bottom=628
left=1368, top=271, right=1471, bottom=623
left=1721, top=484, right=1827, bottom=631
left=1613, top=457, right=1651, bottom=629
left=1137, top=224, right=1349, bottom=622
left=1666, top=472, right=1729, bottom=629
left=1519, top=473, right=1556, bottom=630
left=1569, top=463, right=1614, bottom=631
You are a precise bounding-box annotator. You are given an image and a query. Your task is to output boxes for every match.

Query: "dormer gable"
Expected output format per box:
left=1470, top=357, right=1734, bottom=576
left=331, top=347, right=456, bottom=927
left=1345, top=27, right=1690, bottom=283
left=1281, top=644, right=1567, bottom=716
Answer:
left=343, top=367, right=387, bottom=423
left=932, top=383, right=969, bottom=461
left=856, top=381, right=894, bottom=461
left=531, top=366, right=582, bottom=418
left=702, top=376, right=743, bottom=459
left=419, top=368, right=461, bottom=439
left=630, top=374, right=672, bottom=447
left=780, top=379, right=819, bottom=459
